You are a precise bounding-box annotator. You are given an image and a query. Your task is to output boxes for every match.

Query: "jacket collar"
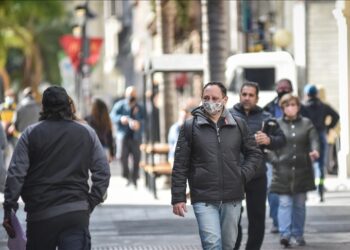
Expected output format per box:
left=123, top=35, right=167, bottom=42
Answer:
left=233, top=103, right=263, bottom=115
left=282, top=114, right=302, bottom=122
left=193, top=106, right=237, bottom=126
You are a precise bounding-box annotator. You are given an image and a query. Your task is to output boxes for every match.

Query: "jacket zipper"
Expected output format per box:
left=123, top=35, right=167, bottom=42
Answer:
left=290, top=121, right=295, bottom=193
left=216, top=124, right=224, bottom=202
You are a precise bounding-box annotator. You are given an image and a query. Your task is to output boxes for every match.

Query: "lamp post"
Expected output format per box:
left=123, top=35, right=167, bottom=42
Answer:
left=74, top=1, right=95, bottom=116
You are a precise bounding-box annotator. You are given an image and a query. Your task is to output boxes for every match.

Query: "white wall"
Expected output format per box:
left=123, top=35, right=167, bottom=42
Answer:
left=307, top=1, right=339, bottom=111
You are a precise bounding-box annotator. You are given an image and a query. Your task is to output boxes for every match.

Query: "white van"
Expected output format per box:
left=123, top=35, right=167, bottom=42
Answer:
left=225, top=51, right=298, bottom=108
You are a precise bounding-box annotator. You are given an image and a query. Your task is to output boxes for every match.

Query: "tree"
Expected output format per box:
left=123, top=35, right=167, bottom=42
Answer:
left=201, top=0, right=227, bottom=83
left=160, top=0, right=177, bottom=142
left=0, top=0, right=68, bottom=95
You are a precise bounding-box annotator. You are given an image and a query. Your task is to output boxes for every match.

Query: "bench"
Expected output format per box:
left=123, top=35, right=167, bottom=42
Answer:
left=140, top=143, right=172, bottom=198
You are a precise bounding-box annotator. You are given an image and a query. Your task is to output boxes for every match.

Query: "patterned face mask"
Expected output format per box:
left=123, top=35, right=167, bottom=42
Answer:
left=202, top=101, right=224, bottom=115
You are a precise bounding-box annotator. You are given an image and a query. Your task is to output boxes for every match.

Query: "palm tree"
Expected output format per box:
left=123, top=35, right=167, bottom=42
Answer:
left=201, top=0, right=227, bottom=83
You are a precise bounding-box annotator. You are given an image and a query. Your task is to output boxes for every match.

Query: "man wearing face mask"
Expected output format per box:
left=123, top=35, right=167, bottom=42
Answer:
left=110, top=86, right=144, bottom=188
left=264, top=79, right=293, bottom=119
left=171, top=82, right=262, bottom=250
left=231, top=82, right=286, bottom=250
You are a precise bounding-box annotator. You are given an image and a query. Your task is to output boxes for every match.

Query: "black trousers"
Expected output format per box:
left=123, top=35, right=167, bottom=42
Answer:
left=120, top=137, right=141, bottom=182
left=26, top=210, right=90, bottom=250
left=234, top=175, right=267, bottom=250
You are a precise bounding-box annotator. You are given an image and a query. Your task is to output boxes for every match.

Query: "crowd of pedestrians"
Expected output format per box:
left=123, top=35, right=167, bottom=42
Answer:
left=0, top=78, right=339, bottom=249
left=170, top=79, right=339, bottom=249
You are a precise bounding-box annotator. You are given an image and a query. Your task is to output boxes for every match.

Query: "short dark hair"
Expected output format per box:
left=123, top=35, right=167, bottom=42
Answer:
left=240, top=81, right=260, bottom=96
left=202, top=82, right=227, bottom=97
left=276, top=78, right=293, bottom=90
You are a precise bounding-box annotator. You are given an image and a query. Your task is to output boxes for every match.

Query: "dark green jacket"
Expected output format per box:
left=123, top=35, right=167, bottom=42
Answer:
left=268, top=115, right=319, bottom=194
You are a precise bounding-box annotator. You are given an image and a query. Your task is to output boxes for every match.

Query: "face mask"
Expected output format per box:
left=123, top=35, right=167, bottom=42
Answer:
left=277, top=91, right=289, bottom=99
left=5, top=96, right=14, bottom=105
left=203, top=101, right=223, bottom=115
left=284, top=105, right=299, bottom=117
left=128, top=96, right=136, bottom=103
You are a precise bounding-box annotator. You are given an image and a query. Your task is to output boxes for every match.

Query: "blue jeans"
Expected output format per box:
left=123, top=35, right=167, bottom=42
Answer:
left=314, top=132, right=328, bottom=181
left=193, top=201, right=242, bottom=250
left=267, top=162, right=279, bottom=227
left=278, top=193, right=306, bottom=240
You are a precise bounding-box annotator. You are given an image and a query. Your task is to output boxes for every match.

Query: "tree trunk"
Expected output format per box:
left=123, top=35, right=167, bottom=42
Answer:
left=31, top=42, right=43, bottom=102
left=23, top=42, right=42, bottom=102
left=201, top=0, right=227, bottom=83
left=162, top=1, right=177, bottom=137
left=157, top=0, right=177, bottom=143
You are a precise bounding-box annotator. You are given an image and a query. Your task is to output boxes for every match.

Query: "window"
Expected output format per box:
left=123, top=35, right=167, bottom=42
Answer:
left=229, top=67, right=275, bottom=92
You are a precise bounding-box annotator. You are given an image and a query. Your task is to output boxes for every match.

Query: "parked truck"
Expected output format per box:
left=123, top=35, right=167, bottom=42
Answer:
left=225, top=51, right=298, bottom=107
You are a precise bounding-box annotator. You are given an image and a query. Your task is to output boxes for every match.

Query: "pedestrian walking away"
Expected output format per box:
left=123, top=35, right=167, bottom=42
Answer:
left=301, top=84, right=339, bottom=202
left=11, top=87, right=41, bottom=134
left=0, top=122, right=7, bottom=193
left=110, top=86, right=144, bottom=188
left=171, top=82, right=263, bottom=250
left=85, top=98, right=116, bottom=163
left=263, top=78, right=294, bottom=233
left=268, top=94, right=320, bottom=247
left=231, top=81, right=286, bottom=250
left=2, top=86, right=111, bottom=250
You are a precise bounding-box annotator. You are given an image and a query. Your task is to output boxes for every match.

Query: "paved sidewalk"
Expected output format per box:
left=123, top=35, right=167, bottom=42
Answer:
left=0, top=162, right=349, bottom=249
left=92, top=172, right=350, bottom=249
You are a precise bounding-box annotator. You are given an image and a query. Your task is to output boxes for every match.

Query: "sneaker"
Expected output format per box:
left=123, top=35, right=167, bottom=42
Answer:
left=270, top=225, right=279, bottom=234
left=296, top=237, right=306, bottom=246
left=280, top=237, right=290, bottom=248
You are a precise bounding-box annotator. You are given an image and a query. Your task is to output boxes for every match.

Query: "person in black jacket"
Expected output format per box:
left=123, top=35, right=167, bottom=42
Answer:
left=171, top=82, right=263, bottom=250
left=231, top=81, right=286, bottom=250
left=2, top=86, right=111, bottom=250
left=301, top=84, right=339, bottom=202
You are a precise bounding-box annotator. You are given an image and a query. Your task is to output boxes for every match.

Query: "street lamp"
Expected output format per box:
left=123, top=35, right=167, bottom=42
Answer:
left=74, top=1, right=95, bottom=116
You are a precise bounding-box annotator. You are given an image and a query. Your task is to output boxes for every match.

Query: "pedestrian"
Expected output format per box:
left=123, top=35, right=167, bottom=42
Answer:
left=263, top=78, right=294, bottom=233
left=231, top=81, right=286, bottom=250
left=85, top=98, right=116, bottom=163
left=11, top=87, right=40, bottom=134
left=171, top=82, right=263, bottom=250
left=110, top=86, right=144, bottom=188
left=167, top=108, right=190, bottom=165
left=264, top=78, right=293, bottom=118
left=0, top=89, right=17, bottom=163
left=2, top=86, right=111, bottom=250
left=268, top=94, right=319, bottom=247
left=301, top=84, right=339, bottom=202
left=0, top=121, right=7, bottom=193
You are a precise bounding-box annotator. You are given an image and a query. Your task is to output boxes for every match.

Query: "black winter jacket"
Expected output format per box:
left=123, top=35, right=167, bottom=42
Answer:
left=231, top=103, right=286, bottom=179
left=268, top=115, right=320, bottom=194
left=4, top=119, right=111, bottom=221
left=301, top=97, right=339, bottom=133
left=171, top=107, right=263, bottom=205
left=263, top=97, right=281, bottom=118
